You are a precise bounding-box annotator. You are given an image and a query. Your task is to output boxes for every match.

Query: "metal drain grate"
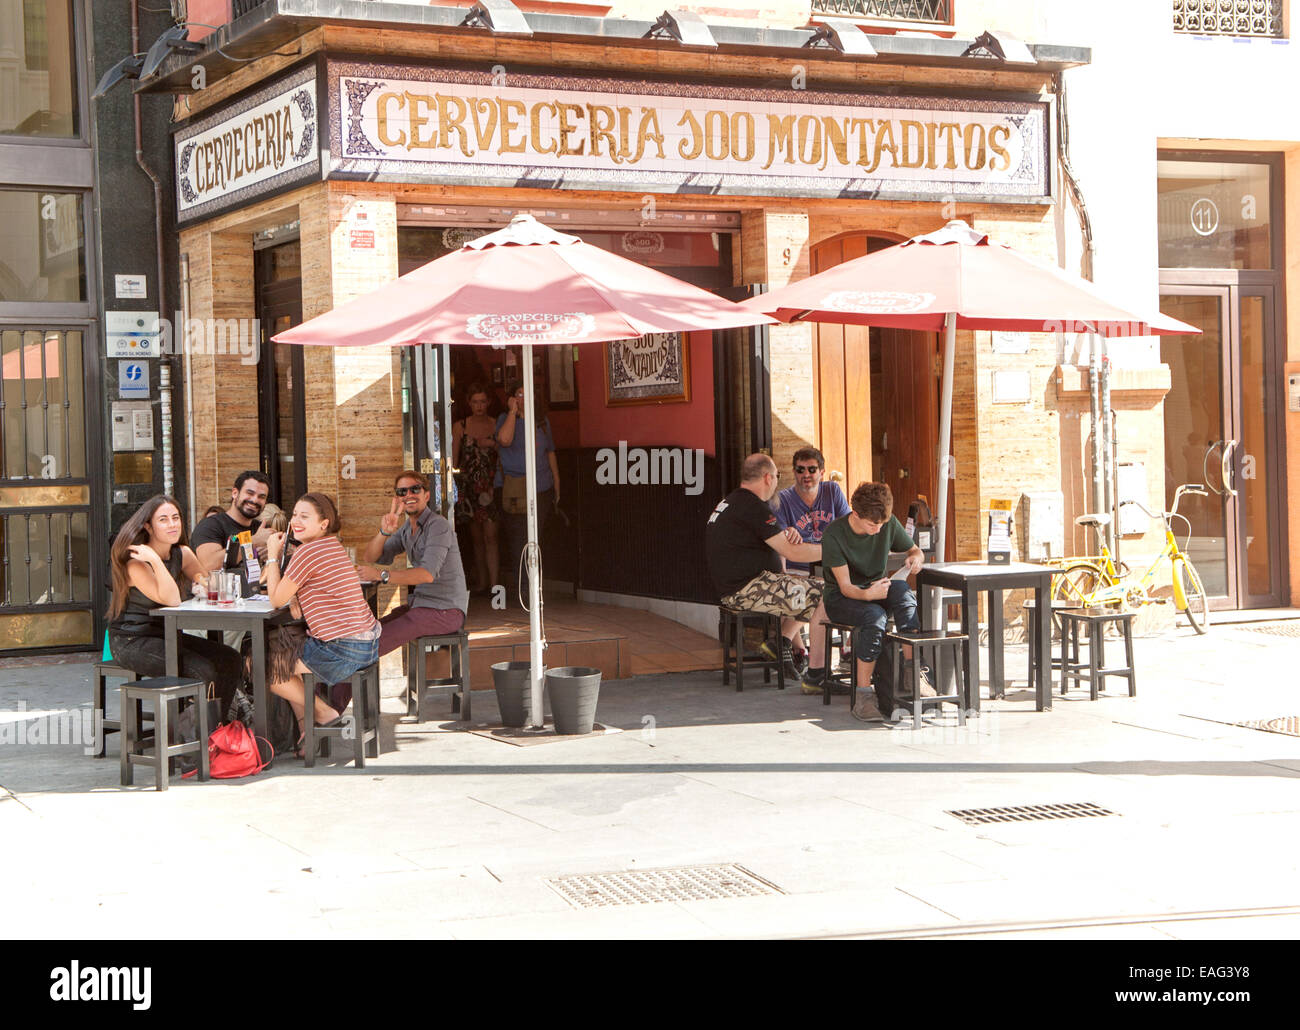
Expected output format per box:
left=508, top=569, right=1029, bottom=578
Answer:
left=1241, top=622, right=1300, bottom=638
left=546, top=864, right=783, bottom=908
left=947, top=802, right=1117, bottom=826
left=1237, top=716, right=1300, bottom=737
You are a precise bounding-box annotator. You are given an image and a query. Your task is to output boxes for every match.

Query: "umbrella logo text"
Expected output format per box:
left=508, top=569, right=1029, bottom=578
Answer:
left=465, top=312, right=596, bottom=342
left=822, top=290, right=936, bottom=314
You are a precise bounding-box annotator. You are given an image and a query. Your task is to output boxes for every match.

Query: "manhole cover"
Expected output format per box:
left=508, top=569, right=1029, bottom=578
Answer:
left=1241, top=622, right=1300, bottom=637
left=947, top=802, right=1117, bottom=826
left=546, top=864, right=783, bottom=908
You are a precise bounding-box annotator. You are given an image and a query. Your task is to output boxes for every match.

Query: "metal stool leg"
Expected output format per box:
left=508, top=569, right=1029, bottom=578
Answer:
left=735, top=618, right=746, bottom=693
left=120, top=687, right=135, bottom=786
left=154, top=696, right=170, bottom=791
left=821, top=623, right=833, bottom=706
left=1122, top=618, right=1136, bottom=697
left=1088, top=621, right=1101, bottom=701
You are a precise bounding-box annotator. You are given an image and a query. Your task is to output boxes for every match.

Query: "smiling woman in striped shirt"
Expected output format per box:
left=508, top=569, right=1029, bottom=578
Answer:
left=265, top=493, right=380, bottom=743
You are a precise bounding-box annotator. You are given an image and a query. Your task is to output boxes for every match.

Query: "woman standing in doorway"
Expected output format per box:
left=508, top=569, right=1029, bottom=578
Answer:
left=452, top=383, right=501, bottom=594
left=107, top=495, right=244, bottom=719
left=495, top=383, right=560, bottom=602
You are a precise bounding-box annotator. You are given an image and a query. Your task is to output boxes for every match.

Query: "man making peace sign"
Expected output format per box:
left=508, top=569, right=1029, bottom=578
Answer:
left=358, top=469, right=469, bottom=656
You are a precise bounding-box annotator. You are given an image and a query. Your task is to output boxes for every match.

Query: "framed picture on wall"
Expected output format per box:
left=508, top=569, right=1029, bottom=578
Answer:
left=547, top=345, right=578, bottom=409
left=604, top=332, right=691, bottom=406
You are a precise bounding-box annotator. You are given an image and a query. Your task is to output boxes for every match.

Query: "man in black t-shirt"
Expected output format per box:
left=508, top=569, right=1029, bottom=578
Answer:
left=706, top=453, right=824, bottom=680
left=191, top=470, right=271, bottom=579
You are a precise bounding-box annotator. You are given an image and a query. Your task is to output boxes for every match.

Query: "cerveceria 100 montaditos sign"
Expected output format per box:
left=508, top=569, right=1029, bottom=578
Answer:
left=329, top=63, right=1050, bottom=202
left=174, top=64, right=319, bottom=223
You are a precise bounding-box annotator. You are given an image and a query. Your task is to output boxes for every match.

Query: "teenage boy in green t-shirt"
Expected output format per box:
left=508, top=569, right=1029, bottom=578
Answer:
left=811, top=481, right=927, bottom=722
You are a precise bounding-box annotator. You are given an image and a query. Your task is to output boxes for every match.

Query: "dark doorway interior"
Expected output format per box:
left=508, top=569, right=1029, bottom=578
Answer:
left=254, top=239, right=305, bottom=508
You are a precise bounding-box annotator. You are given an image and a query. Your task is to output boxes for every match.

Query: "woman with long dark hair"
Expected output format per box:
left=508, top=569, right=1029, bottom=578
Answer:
left=265, top=492, right=380, bottom=749
left=451, top=382, right=502, bottom=593
left=107, top=495, right=244, bottom=717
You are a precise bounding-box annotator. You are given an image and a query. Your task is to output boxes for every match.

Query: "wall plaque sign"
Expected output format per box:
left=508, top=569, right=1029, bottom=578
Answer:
left=175, top=64, right=319, bottom=224
left=327, top=62, right=1051, bottom=203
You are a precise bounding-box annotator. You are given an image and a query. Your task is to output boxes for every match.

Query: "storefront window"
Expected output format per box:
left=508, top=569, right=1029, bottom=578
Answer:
left=0, top=1, right=79, bottom=137
left=1157, top=159, right=1271, bottom=270
left=0, top=189, right=86, bottom=302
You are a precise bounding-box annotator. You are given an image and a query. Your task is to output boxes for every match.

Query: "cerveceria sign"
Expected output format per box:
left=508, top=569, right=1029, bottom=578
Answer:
left=329, top=63, right=1050, bottom=202
left=175, top=64, right=319, bottom=223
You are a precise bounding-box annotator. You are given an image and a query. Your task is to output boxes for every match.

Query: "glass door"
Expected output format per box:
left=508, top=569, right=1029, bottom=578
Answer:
left=255, top=241, right=305, bottom=507
left=1159, top=283, right=1284, bottom=609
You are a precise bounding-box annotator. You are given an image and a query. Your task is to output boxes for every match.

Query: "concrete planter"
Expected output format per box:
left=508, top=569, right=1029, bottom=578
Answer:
left=544, top=666, right=601, bottom=736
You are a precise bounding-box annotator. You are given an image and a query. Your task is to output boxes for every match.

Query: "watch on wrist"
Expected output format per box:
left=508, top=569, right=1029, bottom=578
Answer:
left=381, top=570, right=390, bottom=584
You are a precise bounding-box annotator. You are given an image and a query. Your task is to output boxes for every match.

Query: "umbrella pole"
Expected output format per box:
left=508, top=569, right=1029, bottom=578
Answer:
left=930, top=312, right=956, bottom=627
left=522, top=343, right=545, bottom=728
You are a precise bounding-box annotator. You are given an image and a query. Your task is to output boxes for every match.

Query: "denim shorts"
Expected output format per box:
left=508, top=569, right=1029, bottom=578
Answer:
left=301, top=633, right=379, bottom=684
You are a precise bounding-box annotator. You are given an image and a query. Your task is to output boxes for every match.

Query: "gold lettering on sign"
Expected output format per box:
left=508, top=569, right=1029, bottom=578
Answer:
left=405, top=92, right=436, bottom=149
left=588, top=104, right=619, bottom=163
left=631, top=108, right=664, bottom=163
left=731, top=111, right=754, bottom=162
left=677, top=110, right=703, bottom=161
left=499, top=99, right=527, bottom=153
left=437, top=94, right=472, bottom=156
left=556, top=102, right=585, bottom=156
left=937, top=123, right=961, bottom=170
left=898, top=120, right=925, bottom=169
left=987, top=124, right=1012, bottom=172
left=764, top=114, right=795, bottom=169
left=377, top=92, right=406, bottom=147
left=355, top=81, right=1030, bottom=187
left=529, top=101, right=556, bottom=155
left=962, top=123, right=986, bottom=171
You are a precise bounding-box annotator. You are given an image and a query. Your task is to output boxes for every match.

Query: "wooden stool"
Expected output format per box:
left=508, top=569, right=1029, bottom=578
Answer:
left=883, top=630, right=969, bottom=727
left=407, top=630, right=471, bottom=722
left=120, top=676, right=209, bottom=790
left=301, top=664, right=380, bottom=768
left=719, top=608, right=785, bottom=692
left=818, top=620, right=859, bottom=707
left=1058, top=608, right=1137, bottom=699
left=93, top=660, right=148, bottom=758
left=1023, top=599, right=1077, bottom=675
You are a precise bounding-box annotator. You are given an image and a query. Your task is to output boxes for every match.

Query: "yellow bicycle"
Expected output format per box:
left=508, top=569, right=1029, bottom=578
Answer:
left=1050, top=483, right=1211, bottom=634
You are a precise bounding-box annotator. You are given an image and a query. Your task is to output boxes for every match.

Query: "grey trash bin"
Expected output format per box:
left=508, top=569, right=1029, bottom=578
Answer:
left=545, top=666, right=601, bottom=736
left=491, top=661, right=534, bottom=728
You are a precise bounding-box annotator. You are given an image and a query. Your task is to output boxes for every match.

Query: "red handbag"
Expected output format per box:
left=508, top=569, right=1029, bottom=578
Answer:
left=184, top=721, right=271, bottom=779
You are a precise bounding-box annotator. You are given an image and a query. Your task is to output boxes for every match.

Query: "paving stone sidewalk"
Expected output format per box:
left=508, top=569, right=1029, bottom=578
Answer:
left=2, top=621, right=1299, bottom=939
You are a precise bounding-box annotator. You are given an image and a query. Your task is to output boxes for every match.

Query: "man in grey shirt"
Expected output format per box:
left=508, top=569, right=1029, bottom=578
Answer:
left=359, top=469, right=469, bottom=656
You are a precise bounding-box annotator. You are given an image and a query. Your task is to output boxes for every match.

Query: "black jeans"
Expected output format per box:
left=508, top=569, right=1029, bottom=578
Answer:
left=109, top=631, right=244, bottom=715
left=502, top=487, right=554, bottom=597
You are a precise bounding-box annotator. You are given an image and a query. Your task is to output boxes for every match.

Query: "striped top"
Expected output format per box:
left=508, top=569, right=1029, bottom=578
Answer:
left=284, top=535, right=378, bottom=642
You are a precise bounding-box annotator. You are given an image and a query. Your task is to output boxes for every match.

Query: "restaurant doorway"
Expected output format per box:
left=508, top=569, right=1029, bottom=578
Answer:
left=254, top=237, right=306, bottom=508
left=811, top=231, right=952, bottom=555
left=395, top=206, right=738, bottom=605
left=1157, top=153, right=1286, bottom=610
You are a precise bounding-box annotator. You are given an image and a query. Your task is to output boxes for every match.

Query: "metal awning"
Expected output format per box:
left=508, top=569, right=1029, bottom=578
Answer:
left=135, top=0, right=1090, bottom=94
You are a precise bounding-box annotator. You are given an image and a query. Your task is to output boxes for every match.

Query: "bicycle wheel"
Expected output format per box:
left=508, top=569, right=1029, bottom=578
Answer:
left=1175, top=557, right=1210, bottom=634
left=1052, top=562, right=1108, bottom=608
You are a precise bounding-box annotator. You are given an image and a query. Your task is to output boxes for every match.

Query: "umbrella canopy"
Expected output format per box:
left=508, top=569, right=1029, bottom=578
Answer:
left=740, top=219, right=1198, bottom=337
left=273, top=214, right=771, bottom=349
left=740, top=219, right=1201, bottom=568
left=273, top=214, right=772, bottom=730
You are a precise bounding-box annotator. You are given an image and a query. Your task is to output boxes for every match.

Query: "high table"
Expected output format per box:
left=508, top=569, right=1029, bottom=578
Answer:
left=155, top=582, right=382, bottom=740
left=152, top=597, right=294, bottom=742
left=916, top=561, right=1054, bottom=712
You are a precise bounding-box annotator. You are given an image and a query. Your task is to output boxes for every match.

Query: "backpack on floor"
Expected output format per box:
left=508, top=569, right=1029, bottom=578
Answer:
left=184, top=721, right=272, bottom=779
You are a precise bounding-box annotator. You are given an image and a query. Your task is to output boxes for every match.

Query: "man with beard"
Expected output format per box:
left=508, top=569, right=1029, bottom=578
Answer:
left=191, top=470, right=272, bottom=579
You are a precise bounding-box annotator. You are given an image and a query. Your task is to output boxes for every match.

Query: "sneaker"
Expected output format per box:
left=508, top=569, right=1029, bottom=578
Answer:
left=851, top=696, right=883, bottom=722
left=760, top=640, right=805, bottom=683
left=801, top=667, right=826, bottom=695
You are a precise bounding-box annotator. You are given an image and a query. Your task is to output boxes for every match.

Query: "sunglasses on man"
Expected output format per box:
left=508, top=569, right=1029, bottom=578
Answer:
left=794, top=464, right=822, bottom=474
left=395, top=485, right=425, bottom=497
